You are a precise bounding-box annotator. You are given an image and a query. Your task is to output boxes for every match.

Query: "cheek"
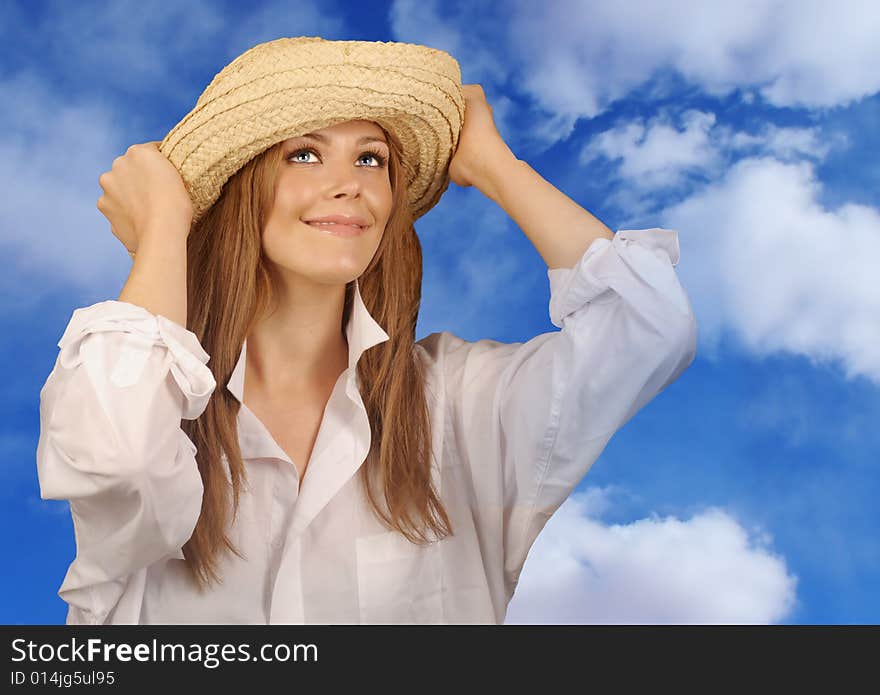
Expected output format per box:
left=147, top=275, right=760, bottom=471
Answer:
left=261, top=213, right=301, bottom=253
left=259, top=226, right=281, bottom=259
left=372, top=185, right=393, bottom=222
left=273, top=169, right=316, bottom=205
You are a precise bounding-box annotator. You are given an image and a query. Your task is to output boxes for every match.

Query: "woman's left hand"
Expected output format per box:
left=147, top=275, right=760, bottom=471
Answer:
left=448, top=83, right=511, bottom=189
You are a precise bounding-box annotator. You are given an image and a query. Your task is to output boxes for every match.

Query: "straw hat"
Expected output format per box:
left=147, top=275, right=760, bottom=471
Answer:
left=158, top=35, right=465, bottom=227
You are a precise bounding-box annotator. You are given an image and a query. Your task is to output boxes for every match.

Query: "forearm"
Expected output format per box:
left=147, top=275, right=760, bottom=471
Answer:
left=118, top=220, right=189, bottom=328
left=475, top=142, right=615, bottom=270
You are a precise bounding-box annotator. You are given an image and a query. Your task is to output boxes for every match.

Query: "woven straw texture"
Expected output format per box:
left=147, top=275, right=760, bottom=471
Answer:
left=158, top=36, right=464, bottom=224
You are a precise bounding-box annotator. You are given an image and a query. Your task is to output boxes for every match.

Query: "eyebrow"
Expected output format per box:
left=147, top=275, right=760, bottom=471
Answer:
left=294, top=133, right=389, bottom=146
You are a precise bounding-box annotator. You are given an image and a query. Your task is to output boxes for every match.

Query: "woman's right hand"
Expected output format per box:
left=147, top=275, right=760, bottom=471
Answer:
left=97, top=141, right=194, bottom=255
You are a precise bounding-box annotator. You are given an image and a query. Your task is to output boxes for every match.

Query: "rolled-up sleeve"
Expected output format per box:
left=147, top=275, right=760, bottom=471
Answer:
left=36, top=300, right=217, bottom=624
left=442, top=228, right=697, bottom=600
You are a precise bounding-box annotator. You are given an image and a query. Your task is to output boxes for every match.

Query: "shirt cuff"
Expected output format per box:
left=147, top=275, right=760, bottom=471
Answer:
left=547, top=227, right=682, bottom=329
left=57, top=300, right=215, bottom=419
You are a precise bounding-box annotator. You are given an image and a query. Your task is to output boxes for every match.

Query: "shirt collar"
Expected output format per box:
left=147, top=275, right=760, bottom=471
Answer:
left=225, top=276, right=390, bottom=405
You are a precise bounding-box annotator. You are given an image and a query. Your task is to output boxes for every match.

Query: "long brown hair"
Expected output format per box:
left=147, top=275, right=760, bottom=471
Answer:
left=180, top=124, right=454, bottom=591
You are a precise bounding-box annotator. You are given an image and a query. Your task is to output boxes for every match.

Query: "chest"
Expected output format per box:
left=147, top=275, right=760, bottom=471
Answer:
left=247, top=397, right=328, bottom=482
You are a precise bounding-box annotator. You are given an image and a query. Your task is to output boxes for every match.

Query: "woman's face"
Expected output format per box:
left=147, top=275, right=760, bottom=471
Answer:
left=262, top=119, right=393, bottom=287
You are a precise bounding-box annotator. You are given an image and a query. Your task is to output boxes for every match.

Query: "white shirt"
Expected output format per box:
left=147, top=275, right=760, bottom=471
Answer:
left=37, top=227, right=697, bottom=624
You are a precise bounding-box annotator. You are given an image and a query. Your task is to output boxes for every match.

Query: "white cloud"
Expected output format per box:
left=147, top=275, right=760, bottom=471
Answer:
left=580, top=109, right=836, bottom=192
left=568, top=106, right=880, bottom=384
left=391, top=0, right=880, bottom=148
left=580, top=109, right=724, bottom=191
left=506, top=487, right=798, bottom=624
left=663, top=156, right=880, bottom=382
left=725, top=123, right=840, bottom=161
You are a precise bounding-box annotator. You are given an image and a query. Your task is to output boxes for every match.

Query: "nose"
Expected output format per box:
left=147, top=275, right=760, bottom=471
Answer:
left=322, top=157, right=361, bottom=198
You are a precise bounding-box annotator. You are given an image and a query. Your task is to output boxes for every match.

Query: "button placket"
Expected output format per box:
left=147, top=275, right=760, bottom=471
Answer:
left=270, top=464, right=298, bottom=550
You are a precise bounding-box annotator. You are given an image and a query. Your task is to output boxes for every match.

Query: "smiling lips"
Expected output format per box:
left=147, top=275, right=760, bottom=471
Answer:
left=304, top=214, right=368, bottom=226
left=303, top=214, right=370, bottom=237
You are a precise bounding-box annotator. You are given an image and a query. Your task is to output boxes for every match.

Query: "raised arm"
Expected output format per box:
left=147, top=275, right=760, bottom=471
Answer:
left=443, top=103, right=698, bottom=606
left=36, top=216, right=215, bottom=624
left=441, top=227, right=696, bottom=606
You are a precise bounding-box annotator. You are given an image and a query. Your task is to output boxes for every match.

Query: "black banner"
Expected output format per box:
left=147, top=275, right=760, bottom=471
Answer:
left=3, top=625, right=876, bottom=688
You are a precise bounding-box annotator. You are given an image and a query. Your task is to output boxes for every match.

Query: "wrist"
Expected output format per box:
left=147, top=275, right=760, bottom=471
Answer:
left=130, top=224, right=189, bottom=262
left=131, top=218, right=191, bottom=257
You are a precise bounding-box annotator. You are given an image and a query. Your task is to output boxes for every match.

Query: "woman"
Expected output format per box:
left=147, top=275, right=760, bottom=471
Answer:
left=36, top=36, right=697, bottom=624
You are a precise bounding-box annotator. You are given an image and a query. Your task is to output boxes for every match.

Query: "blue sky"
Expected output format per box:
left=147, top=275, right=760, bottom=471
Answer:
left=3, top=0, right=878, bottom=624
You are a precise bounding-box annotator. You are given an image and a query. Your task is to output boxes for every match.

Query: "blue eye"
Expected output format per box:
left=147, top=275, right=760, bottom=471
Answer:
left=287, top=146, right=387, bottom=168
left=289, top=149, right=315, bottom=163
left=359, top=147, right=388, bottom=167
